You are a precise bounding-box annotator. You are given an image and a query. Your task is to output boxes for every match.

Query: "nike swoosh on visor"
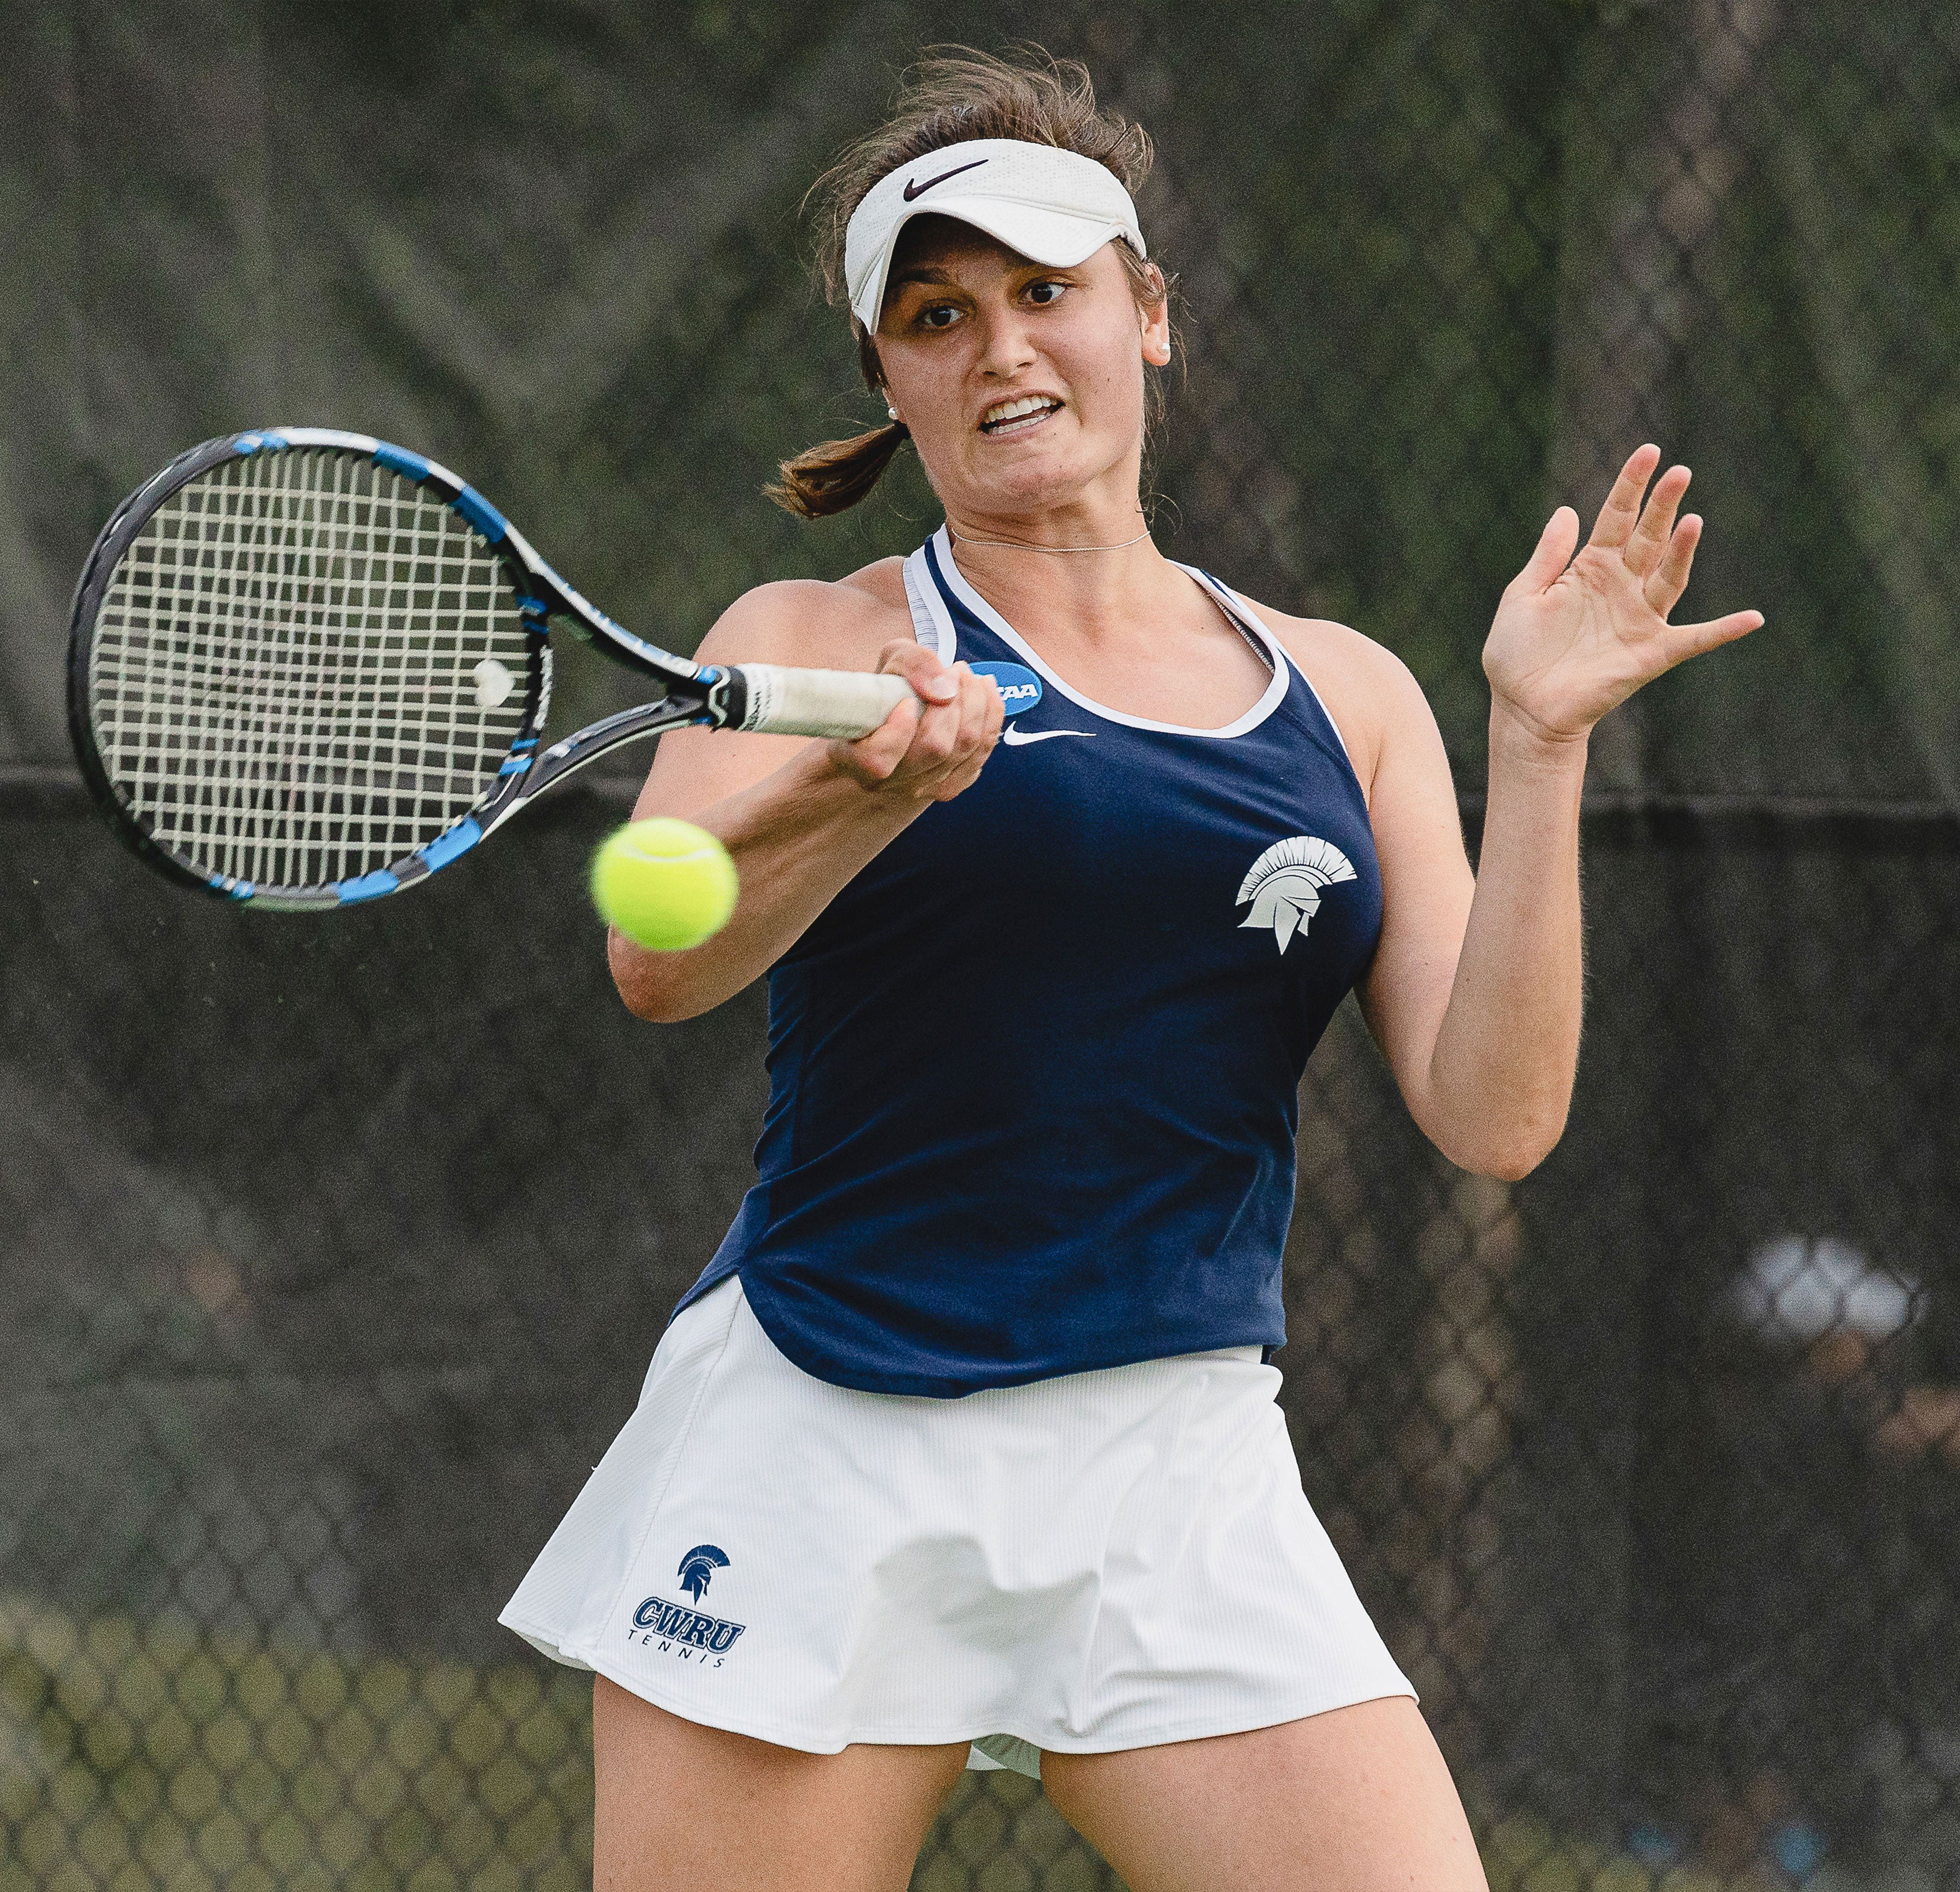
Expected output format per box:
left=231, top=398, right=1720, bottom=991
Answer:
left=903, top=158, right=989, bottom=201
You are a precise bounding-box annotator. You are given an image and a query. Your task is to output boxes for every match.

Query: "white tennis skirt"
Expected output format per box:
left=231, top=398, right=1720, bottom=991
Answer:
left=499, top=1275, right=1414, bottom=1779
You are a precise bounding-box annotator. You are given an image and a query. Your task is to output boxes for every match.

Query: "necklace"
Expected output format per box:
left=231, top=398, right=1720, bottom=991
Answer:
left=947, top=522, right=1152, bottom=555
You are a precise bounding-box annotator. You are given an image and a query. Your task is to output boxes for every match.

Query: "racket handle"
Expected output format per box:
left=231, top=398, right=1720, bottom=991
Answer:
left=730, top=664, right=916, bottom=739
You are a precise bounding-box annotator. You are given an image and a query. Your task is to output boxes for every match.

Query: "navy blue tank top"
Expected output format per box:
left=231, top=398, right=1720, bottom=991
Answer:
left=677, top=529, right=1383, bottom=1396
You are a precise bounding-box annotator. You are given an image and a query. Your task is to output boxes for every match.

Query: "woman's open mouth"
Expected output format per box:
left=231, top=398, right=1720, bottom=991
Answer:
left=980, top=396, right=1063, bottom=437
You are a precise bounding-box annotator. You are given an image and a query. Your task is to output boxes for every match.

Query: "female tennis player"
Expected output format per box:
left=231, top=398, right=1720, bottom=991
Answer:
left=501, top=49, right=1760, bottom=1892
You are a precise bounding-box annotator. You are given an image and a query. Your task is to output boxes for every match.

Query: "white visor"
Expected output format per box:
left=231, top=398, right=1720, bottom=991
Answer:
left=843, top=138, right=1147, bottom=330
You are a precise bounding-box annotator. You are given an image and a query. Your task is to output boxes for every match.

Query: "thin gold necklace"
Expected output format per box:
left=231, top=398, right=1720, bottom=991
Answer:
left=947, top=522, right=1152, bottom=555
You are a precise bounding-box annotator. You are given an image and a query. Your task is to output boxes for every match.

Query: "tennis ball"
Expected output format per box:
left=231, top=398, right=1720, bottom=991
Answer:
left=590, top=818, right=738, bottom=952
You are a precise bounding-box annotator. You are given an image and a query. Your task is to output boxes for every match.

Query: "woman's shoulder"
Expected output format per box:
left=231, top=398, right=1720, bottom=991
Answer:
left=1225, top=593, right=1435, bottom=801
left=691, top=558, right=918, bottom=670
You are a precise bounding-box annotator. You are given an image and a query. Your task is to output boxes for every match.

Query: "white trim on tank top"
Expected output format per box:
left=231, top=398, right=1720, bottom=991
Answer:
left=910, top=526, right=1349, bottom=752
left=902, top=548, right=959, bottom=663
left=1185, top=568, right=1358, bottom=768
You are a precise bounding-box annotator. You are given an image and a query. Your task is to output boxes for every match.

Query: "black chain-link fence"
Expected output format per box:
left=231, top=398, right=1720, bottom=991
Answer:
left=5, top=3, right=1959, bottom=1889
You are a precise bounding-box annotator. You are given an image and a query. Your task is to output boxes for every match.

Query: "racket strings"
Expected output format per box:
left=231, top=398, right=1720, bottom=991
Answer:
left=88, top=450, right=533, bottom=891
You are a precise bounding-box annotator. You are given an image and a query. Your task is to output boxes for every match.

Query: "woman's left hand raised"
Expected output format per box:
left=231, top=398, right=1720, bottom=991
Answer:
left=1483, top=443, right=1764, bottom=745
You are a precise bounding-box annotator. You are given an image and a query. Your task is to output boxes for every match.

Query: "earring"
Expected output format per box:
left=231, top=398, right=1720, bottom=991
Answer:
left=887, top=404, right=900, bottom=421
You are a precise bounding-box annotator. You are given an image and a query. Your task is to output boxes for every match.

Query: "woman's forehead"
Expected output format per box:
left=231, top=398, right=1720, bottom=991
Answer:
left=888, top=214, right=1038, bottom=278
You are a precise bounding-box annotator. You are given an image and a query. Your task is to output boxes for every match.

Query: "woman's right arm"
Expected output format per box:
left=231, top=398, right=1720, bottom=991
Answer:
left=607, top=575, right=1003, bottom=1022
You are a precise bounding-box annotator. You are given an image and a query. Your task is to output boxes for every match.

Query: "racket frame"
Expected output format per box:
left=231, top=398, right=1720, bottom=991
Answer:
left=67, top=428, right=751, bottom=910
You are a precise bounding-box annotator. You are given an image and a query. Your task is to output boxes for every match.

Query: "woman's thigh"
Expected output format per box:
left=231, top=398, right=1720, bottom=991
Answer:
left=1041, top=1696, right=1488, bottom=1892
left=592, top=1676, right=970, bottom=1892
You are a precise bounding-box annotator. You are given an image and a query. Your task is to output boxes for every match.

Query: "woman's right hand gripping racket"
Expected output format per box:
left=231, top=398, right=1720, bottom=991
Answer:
left=65, top=428, right=915, bottom=910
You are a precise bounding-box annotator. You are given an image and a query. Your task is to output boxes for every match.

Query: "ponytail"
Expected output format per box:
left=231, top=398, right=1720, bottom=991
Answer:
left=764, top=417, right=910, bottom=520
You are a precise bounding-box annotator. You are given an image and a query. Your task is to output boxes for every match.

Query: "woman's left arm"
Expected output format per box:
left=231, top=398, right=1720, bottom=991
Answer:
left=1359, top=444, right=1763, bottom=1179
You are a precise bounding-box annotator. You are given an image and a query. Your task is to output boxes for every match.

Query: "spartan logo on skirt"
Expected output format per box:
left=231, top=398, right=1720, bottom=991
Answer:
left=1235, top=837, right=1356, bottom=954
left=630, top=1544, right=747, bottom=1661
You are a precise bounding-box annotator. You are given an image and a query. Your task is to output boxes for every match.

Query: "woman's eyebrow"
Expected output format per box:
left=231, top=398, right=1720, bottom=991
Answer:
left=888, top=264, right=961, bottom=289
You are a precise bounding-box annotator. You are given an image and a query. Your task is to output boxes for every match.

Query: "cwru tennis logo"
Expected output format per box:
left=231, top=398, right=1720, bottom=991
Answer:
left=631, top=1595, right=746, bottom=1656
left=629, top=1544, right=746, bottom=1664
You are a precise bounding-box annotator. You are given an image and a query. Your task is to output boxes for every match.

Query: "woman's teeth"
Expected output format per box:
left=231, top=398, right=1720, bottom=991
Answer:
left=981, top=396, right=1061, bottom=435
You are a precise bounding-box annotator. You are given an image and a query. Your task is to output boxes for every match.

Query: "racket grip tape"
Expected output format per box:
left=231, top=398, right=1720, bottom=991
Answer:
left=729, top=664, right=916, bottom=739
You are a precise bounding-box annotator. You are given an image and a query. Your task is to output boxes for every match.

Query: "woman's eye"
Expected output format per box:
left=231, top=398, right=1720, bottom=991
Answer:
left=919, top=304, right=961, bottom=330
left=1027, top=281, right=1067, bottom=305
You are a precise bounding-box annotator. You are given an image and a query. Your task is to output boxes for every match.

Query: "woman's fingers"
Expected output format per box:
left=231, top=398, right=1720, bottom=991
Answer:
left=1586, top=443, right=1664, bottom=550
left=828, top=693, right=921, bottom=785
left=1509, top=506, right=1580, bottom=597
left=963, top=665, right=1005, bottom=753
left=934, top=667, right=1006, bottom=800
left=874, top=639, right=959, bottom=705
left=890, top=660, right=1004, bottom=795
left=1646, top=512, right=1704, bottom=616
left=829, top=641, right=953, bottom=786
left=1624, top=464, right=1691, bottom=580
left=906, top=661, right=968, bottom=774
left=879, top=642, right=964, bottom=763
left=824, top=647, right=1002, bottom=801
left=1663, top=608, right=1765, bottom=668
left=946, top=664, right=991, bottom=753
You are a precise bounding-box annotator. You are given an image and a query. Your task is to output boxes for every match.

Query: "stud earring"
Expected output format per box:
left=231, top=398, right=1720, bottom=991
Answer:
left=887, top=404, right=900, bottom=421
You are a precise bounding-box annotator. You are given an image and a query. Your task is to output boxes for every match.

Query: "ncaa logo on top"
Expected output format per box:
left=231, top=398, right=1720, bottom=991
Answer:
left=968, top=661, right=1042, bottom=716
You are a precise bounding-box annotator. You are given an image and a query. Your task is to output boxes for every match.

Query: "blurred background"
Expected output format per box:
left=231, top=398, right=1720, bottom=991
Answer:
left=3, top=2, right=1958, bottom=1888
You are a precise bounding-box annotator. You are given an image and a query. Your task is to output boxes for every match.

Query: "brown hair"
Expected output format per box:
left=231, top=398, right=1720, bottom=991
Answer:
left=765, top=46, right=1170, bottom=520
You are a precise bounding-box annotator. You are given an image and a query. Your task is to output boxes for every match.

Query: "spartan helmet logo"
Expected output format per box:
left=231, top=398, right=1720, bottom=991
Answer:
left=676, top=1544, right=730, bottom=1603
left=1235, top=837, right=1357, bottom=954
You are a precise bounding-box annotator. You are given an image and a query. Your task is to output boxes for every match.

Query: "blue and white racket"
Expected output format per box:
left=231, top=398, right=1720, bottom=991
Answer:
left=66, top=428, right=912, bottom=910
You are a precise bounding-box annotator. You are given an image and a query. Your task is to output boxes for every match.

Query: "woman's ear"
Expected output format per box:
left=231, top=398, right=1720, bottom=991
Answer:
left=1135, top=260, right=1173, bottom=365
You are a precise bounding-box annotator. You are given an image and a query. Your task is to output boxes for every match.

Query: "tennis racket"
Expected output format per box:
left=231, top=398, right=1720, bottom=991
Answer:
left=66, top=427, right=913, bottom=910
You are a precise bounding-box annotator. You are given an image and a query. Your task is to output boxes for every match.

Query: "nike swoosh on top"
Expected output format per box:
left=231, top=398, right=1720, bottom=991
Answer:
left=1002, top=724, right=1095, bottom=746
left=903, top=158, right=989, bottom=201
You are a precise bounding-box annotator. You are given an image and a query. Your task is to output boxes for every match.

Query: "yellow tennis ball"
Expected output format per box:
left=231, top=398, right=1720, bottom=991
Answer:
left=590, top=818, right=738, bottom=952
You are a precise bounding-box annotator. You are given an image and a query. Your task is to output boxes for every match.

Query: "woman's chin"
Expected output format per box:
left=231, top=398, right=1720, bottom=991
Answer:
left=950, top=445, right=1118, bottom=519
